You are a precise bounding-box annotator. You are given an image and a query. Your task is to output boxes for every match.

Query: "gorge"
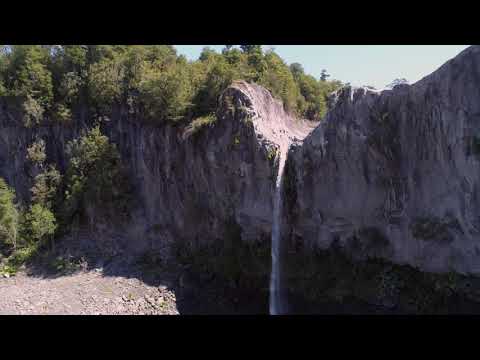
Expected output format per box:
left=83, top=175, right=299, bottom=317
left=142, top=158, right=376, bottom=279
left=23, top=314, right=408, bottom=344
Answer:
left=1, top=45, right=480, bottom=314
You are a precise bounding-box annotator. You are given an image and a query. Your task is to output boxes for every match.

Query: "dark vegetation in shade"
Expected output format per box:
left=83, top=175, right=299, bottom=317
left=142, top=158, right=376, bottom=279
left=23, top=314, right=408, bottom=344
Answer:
left=173, top=217, right=271, bottom=313
left=285, top=242, right=480, bottom=314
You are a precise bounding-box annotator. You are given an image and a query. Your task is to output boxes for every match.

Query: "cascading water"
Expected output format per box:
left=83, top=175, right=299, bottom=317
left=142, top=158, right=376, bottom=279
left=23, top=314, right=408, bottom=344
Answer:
left=269, top=148, right=287, bottom=315
left=227, top=81, right=317, bottom=315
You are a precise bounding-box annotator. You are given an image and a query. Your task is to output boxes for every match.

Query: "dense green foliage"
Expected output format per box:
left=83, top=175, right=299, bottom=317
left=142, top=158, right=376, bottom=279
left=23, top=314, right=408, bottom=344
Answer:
left=22, top=204, right=57, bottom=246
left=0, top=179, right=19, bottom=248
left=0, top=45, right=342, bottom=124
left=62, top=126, right=131, bottom=224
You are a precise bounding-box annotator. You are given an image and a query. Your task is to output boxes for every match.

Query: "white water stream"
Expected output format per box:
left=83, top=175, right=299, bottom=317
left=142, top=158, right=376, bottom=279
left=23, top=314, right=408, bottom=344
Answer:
left=269, top=149, right=287, bottom=315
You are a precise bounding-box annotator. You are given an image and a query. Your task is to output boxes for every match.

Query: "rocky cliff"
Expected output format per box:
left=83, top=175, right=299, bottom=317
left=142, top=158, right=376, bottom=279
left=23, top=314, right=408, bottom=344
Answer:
left=286, top=45, right=480, bottom=276
left=0, top=80, right=313, bottom=306
left=2, top=46, right=480, bottom=313
left=282, top=45, right=480, bottom=313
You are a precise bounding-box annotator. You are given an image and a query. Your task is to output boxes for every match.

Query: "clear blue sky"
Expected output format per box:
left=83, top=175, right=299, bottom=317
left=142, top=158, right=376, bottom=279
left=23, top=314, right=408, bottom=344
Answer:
left=174, top=45, right=470, bottom=89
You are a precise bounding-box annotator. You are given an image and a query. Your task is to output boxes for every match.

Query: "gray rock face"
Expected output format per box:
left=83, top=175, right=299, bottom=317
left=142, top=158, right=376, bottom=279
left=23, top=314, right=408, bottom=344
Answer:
left=103, top=81, right=313, bottom=255
left=104, top=83, right=280, bottom=253
left=286, top=45, right=480, bottom=275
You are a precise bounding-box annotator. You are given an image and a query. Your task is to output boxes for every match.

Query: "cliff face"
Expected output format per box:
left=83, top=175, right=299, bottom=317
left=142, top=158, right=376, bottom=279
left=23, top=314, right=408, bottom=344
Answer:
left=286, top=45, right=480, bottom=276
left=2, top=46, right=480, bottom=312
left=0, top=81, right=313, bottom=257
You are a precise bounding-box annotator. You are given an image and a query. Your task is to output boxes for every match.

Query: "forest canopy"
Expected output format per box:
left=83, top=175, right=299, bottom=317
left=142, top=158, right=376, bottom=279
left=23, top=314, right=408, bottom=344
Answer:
left=0, top=45, right=343, bottom=124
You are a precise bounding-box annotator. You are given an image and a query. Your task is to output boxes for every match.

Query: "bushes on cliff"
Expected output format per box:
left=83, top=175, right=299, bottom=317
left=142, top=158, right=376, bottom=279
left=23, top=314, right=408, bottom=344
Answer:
left=0, top=177, right=53, bottom=269
left=62, top=126, right=131, bottom=225
left=27, top=139, right=62, bottom=210
left=0, top=179, right=19, bottom=249
left=0, top=140, right=60, bottom=268
left=22, top=204, right=57, bottom=246
left=21, top=139, right=61, bottom=249
left=30, top=165, right=62, bottom=211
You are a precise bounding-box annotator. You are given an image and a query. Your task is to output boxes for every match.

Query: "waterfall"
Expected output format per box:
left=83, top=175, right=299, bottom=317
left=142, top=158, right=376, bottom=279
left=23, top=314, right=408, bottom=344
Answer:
left=270, top=148, right=287, bottom=315
left=228, top=81, right=316, bottom=315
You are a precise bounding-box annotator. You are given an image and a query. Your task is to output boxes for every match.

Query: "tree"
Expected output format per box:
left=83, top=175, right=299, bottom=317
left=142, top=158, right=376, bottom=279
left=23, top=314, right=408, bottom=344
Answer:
left=222, top=47, right=243, bottom=65
left=260, top=51, right=299, bottom=112
left=60, top=45, right=88, bottom=74
left=22, top=204, right=56, bottom=245
left=386, top=78, right=409, bottom=89
left=199, top=47, right=218, bottom=62
left=240, top=45, right=262, bottom=54
left=3, top=45, right=53, bottom=108
left=87, top=56, right=124, bottom=112
left=63, top=126, right=131, bottom=225
left=31, top=165, right=61, bottom=210
left=191, top=58, right=239, bottom=117
left=320, top=69, right=330, bottom=81
left=138, top=59, right=195, bottom=122
left=289, top=63, right=304, bottom=79
left=247, top=50, right=267, bottom=81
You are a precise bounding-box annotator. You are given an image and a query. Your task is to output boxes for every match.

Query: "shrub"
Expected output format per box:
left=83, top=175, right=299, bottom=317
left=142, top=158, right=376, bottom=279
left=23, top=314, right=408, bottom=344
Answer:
left=52, top=103, right=72, bottom=123
left=31, top=165, right=61, bottom=210
left=183, top=114, right=216, bottom=138
left=22, top=204, right=57, bottom=245
left=0, top=178, right=19, bottom=248
left=62, top=126, right=131, bottom=225
left=22, top=95, right=45, bottom=127
left=27, top=139, right=47, bottom=165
